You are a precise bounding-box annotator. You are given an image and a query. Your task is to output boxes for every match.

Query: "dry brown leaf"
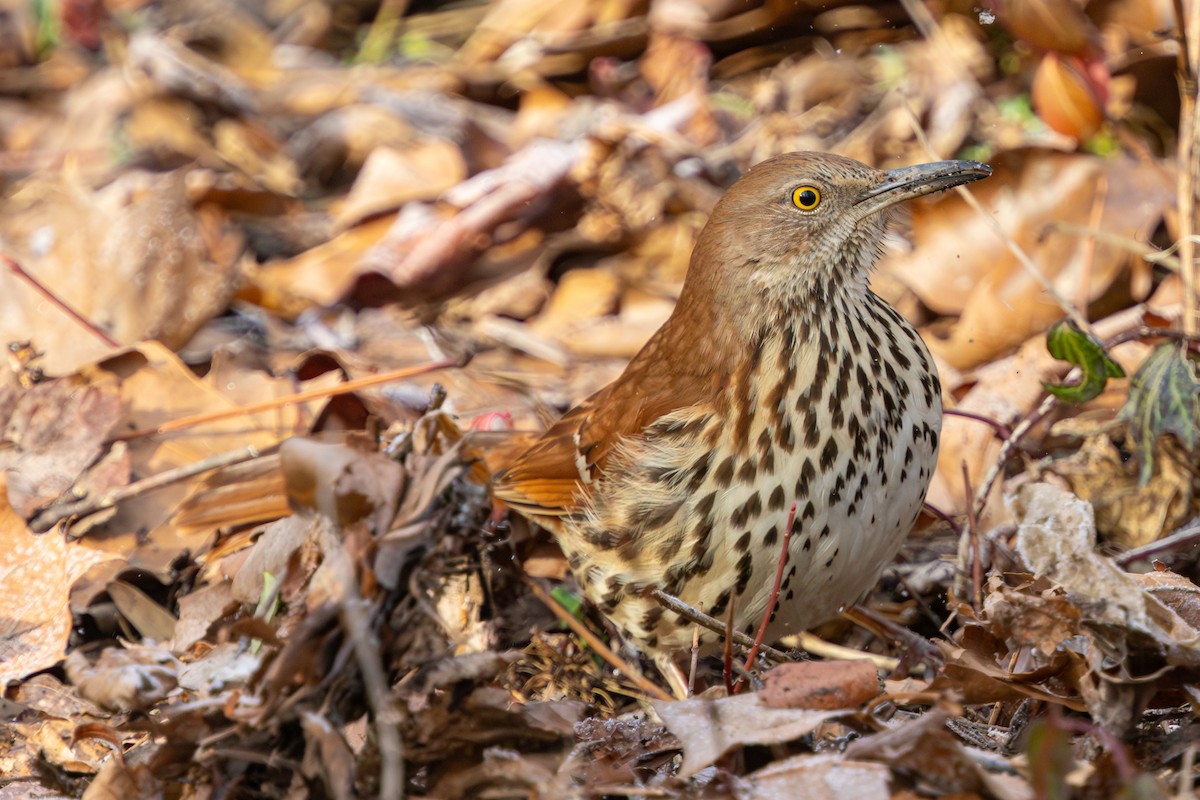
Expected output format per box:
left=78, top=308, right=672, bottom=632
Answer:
left=890, top=152, right=1173, bottom=370
left=106, top=580, right=178, bottom=641
left=63, top=644, right=179, bottom=712
left=0, top=478, right=117, bottom=684
left=335, top=141, right=467, bottom=229
left=1010, top=482, right=1200, bottom=666
left=229, top=514, right=318, bottom=606
left=653, top=691, right=845, bottom=778
left=847, top=708, right=1032, bottom=800
left=248, top=216, right=394, bottom=314
left=759, top=660, right=881, bottom=710
left=171, top=578, right=235, bottom=654
left=1052, top=430, right=1195, bottom=550
left=0, top=169, right=243, bottom=374
left=1, top=374, right=121, bottom=517
left=280, top=437, right=404, bottom=531
left=743, top=753, right=891, bottom=800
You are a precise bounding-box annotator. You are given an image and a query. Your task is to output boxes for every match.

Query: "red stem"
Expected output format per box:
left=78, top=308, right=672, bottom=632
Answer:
left=734, top=501, right=796, bottom=694
left=3, top=253, right=121, bottom=348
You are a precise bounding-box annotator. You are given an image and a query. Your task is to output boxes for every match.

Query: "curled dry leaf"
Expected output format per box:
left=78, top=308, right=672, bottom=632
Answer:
left=63, top=645, right=179, bottom=712
left=361, top=138, right=585, bottom=301
left=1031, top=53, right=1106, bottom=140
left=1010, top=482, right=1200, bottom=666
left=1051, top=430, right=1195, bottom=551
left=334, top=141, right=468, bottom=229
left=846, top=708, right=1033, bottom=800
left=279, top=436, right=404, bottom=532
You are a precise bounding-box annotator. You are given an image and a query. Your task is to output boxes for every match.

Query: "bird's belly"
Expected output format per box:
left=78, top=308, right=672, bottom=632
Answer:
left=562, top=379, right=939, bottom=654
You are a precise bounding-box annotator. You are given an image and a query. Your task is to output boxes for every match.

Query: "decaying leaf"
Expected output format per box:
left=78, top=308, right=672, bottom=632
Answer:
left=653, top=691, right=846, bottom=778
left=1119, top=342, right=1200, bottom=485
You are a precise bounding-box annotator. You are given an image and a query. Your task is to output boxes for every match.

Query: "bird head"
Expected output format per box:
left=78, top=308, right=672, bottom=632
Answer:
left=683, top=151, right=991, bottom=317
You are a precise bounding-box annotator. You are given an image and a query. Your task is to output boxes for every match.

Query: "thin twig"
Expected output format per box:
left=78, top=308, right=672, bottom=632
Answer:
left=115, top=358, right=464, bottom=440
left=722, top=594, right=737, bottom=695
left=901, top=100, right=1095, bottom=338
left=1115, top=518, right=1200, bottom=566
left=922, top=501, right=964, bottom=536
left=3, top=253, right=121, bottom=348
left=735, top=502, right=797, bottom=694
left=944, top=408, right=1013, bottom=440
left=527, top=579, right=673, bottom=703
left=971, top=390, right=1061, bottom=520
left=1174, top=0, right=1200, bottom=337
left=340, top=595, right=405, bottom=799
left=31, top=445, right=263, bottom=533
left=651, top=589, right=793, bottom=663
left=962, top=462, right=982, bottom=612
left=1040, top=223, right=1191, bottom=270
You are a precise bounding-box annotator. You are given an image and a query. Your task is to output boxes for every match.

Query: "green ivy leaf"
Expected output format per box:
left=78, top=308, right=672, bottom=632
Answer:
left=1118, top=342, right=1200, bottom=486
left=1042, top=320, right=1125, bottom=403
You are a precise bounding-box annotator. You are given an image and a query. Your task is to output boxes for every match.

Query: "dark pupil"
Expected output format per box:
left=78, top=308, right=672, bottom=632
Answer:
left=798, top=189, right=817, bottom=206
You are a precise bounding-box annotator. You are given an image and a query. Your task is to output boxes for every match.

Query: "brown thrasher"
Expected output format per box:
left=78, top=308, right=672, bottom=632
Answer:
left=492, top=151, right=991, bottom=693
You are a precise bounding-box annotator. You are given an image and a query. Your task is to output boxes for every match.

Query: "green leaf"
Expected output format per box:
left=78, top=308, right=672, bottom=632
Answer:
left=1118, top=342, right=1200, bottom=486
left=550, top=586, right=585, bottom=620
left=1042, top=320, right=1126, bottom=403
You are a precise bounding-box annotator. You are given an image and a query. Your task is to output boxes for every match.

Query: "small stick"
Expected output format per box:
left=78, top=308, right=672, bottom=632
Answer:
left=31, top=444, right=263, bottom=533
left=1115, top=518, right=1200, bottom=566
left=3, top=253, right=121, bottom=348
left=115, top=358, right=464, bottom=440
left=650, top=589, right=793, bottom=663
left=962, top=462, right=983, bottom=612
left=943, top=408, right=1013, bottom=440
left=688, top=621, right=700, bottom=696
left=734, top=502, right=797, bottom=694
left=527, top=580, right=673, bottom=703
left=722, top=593, right=737, bottom=695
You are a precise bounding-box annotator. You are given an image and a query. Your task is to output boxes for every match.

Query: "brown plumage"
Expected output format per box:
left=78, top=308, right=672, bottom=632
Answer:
left=493, top=151, right=991, bottom=693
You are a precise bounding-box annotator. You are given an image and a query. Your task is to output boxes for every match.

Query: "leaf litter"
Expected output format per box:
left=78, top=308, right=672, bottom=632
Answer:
left=0, top=0, right=1199, bottom=797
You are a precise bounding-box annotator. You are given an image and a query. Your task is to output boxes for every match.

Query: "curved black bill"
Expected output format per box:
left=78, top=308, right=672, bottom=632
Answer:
left=855, top=159, right=992, bottom=215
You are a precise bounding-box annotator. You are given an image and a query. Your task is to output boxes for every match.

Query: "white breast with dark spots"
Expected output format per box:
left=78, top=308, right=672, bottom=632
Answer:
left=558, top=292, right=941, bottom=654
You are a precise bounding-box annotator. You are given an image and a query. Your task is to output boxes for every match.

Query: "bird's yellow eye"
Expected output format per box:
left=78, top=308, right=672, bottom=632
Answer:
left=791, top=185, right=821, bottom=210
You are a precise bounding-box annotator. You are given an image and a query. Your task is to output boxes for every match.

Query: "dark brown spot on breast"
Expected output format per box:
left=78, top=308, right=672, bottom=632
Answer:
left=735, top=553, right=754, bottom=594
left=802, top=412, right=821, bottom=448
left=736, top=456, right=759, bottom=484
left=820, top=438, right=839, bottom=470
left=714, top=456, right=735, bottom=488
left=640, top=606, right=665, bottom=631
left=711, top=588, right=732, bottom=617
left=768, top=484, right=786, bottom=511
left=776, top=418, right=795, bottom=452
left=795, top=457, right=815, bottom=498
left=731, top=493, right=762, bottom=529
left=763, top=524, right=778, bottom=548
left=756, top=427, right=772, bottom=458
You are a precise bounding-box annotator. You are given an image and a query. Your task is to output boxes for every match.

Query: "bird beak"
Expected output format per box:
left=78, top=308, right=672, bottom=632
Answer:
left=854, top=159, right=992, bottom=218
